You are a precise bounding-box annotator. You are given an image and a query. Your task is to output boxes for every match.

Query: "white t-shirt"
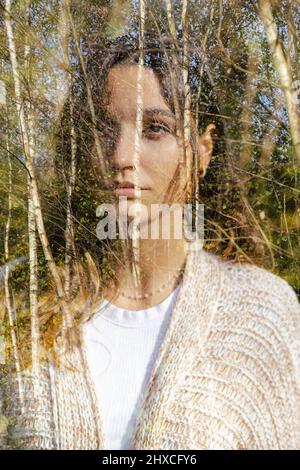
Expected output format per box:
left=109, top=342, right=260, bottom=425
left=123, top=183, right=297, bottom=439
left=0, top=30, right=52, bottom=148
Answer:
left=82, top=284, right=181, bottom=450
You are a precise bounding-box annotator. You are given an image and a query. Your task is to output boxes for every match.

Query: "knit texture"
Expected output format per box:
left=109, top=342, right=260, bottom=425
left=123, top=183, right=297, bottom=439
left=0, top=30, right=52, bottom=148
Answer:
left=1, top=241, right=300, bottom=449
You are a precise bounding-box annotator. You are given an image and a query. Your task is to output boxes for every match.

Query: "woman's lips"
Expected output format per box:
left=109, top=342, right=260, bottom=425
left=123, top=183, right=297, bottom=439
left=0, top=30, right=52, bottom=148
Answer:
left=113, top=187, right=150, bottom=197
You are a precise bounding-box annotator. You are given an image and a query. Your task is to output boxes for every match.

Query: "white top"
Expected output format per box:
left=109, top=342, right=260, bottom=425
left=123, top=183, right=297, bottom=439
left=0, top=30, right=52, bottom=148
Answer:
left=82, top=284, right=182, bottom=450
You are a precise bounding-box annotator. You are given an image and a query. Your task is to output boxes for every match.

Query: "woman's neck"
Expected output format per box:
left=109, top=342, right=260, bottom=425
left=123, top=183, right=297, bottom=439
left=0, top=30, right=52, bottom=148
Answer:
left=102, top=237, right=188, bottom=311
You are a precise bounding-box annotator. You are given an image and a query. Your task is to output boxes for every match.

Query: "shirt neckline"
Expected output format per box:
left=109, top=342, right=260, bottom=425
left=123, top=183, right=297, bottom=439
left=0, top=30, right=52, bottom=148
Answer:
left=87, top=283, right=182, bottom=328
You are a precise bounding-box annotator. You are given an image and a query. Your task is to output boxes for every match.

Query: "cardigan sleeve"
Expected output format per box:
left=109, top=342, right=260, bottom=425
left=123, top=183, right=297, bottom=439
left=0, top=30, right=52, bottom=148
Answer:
left=259, top=275, right=300, bottom=449
left=281, top=279, right=300, bottom=372
left=212, top=260, right=300, bottom=449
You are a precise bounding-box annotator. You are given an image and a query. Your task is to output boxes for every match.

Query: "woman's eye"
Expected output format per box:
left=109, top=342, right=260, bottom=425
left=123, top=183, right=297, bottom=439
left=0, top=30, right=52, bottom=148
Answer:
left=143, top=122, right=171, bottom=138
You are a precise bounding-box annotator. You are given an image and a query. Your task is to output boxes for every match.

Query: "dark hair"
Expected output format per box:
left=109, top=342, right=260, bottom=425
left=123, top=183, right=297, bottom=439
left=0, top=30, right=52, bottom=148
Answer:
left=86, top=33, right=186, bottom=116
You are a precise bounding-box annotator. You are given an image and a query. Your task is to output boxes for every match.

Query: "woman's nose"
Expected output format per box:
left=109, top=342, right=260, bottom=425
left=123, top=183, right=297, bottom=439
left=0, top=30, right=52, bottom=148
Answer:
left=112, top=126, right=137, bottom=171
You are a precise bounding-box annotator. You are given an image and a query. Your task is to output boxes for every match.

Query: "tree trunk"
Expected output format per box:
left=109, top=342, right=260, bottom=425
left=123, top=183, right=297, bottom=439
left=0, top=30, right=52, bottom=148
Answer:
left=258, top=0, right=300, bottom=163
left=4, top=0, right=71, bottom=337
left=25, top=0, right=39, bottom=375
left=2, top=77, right=24, bottom=410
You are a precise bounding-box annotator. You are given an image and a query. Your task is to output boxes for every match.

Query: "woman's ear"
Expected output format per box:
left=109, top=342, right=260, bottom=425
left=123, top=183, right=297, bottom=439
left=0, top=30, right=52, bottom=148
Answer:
left=197, top=123, right=216, bottom=178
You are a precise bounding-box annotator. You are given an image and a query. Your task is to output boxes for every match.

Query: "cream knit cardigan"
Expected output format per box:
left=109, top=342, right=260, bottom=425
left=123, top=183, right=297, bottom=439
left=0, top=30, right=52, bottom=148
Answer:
left=1, top=241, right=300, bottom=450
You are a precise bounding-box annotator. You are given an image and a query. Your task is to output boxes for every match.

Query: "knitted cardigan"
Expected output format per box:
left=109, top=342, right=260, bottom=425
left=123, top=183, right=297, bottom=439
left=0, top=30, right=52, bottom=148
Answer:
left=1, top=241, right=300, bottom=450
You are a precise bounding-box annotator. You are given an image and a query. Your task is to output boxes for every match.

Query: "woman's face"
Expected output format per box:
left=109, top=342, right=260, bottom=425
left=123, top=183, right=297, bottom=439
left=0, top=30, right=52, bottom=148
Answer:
left=103, top=63, right=212, bottom=229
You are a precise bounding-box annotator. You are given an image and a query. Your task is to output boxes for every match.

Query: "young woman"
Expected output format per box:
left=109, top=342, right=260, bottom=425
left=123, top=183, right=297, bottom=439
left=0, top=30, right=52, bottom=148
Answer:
left=1, top=33, right=300, bottom=451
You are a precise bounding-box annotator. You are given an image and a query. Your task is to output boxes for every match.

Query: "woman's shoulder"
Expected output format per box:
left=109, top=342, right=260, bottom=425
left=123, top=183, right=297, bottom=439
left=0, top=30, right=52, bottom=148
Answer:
left=201, top=247, right=299, bottom=312
left=201, top=249, right=300, bottom=372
